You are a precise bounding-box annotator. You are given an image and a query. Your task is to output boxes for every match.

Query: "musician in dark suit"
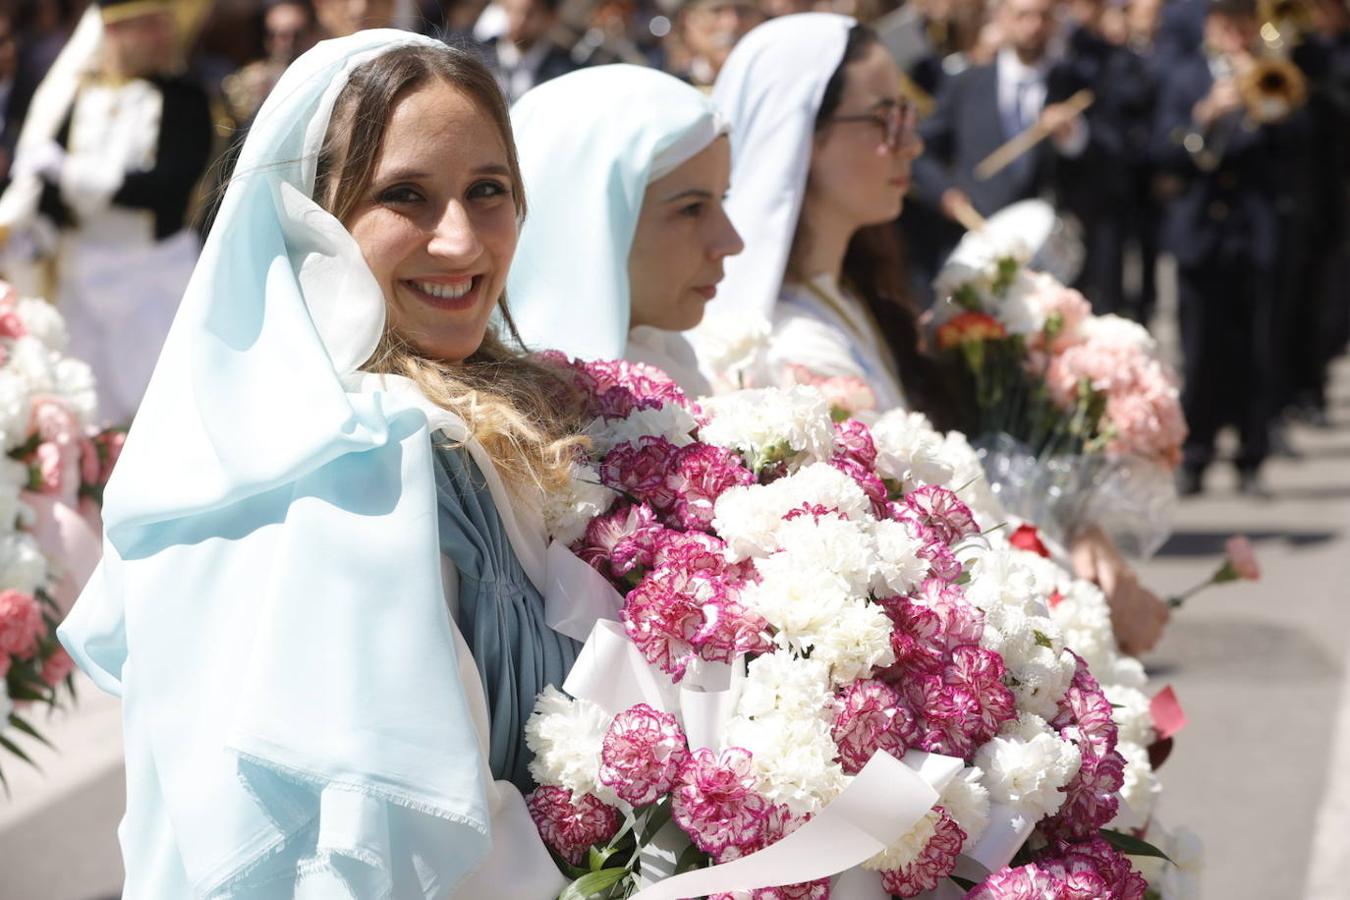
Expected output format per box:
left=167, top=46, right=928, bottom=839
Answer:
left=911, top=0, right=1092, bottom=261
left=1059, top=0, right=1157, bottom=316
left=1152, top=0, right=1283, bottom=496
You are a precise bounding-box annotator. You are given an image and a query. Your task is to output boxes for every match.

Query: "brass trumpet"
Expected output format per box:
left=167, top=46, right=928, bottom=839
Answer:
left=1236, top=53, right=1308, bottom=124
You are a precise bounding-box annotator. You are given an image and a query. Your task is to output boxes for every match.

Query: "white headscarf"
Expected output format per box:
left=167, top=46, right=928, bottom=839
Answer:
left=58, top=32, right=506, bottom=898
left=703, top=13, right=854, bottom=323
left=507, top=64, right=727, bottom=362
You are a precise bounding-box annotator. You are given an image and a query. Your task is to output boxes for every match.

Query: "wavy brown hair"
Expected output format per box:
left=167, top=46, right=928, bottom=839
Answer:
left=792, top=25, right=957, bottom=430
left=314, top=43, right=587, bottom=494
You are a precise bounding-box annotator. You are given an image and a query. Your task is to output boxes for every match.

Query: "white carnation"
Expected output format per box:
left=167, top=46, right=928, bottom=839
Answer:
left=524, top=685, right=611, bottom=797
left=724, top=712, right=845, bottom=816
left=996, top=271, right=1049, bottom=336
left=941, top=766, right=991, bottom=848
left=1105, top=684, right=1155, bottom=747
left=694, top=309, right=769, bottom=387
left=588, top=401, right=697, bottom=454
left=17, top=297, right=68, bottom=352
left=712, top=463, right=871, bottom=561
left=1113, top=740, right=1161, bottom=828
left=700, top=386, right=836, bottom=470
left=974, top=713, right=1081, bottom=820
left=7, top=336, right=57, bottom=393
left=1049, top=578, right=1117, bottom=677
left=870, top=409, right=955, bottom=492
left=543, top=463, right=618, bottom=545
left=869, top=518, right=929, bottom=596
left=940, top=430, right=1006, bottom=526
left=0, top=371, right=31, bottom=450
left=762, top=514, right=876, bottom=596
left=741, top=566, right=855, bottom=649
left=734, top=650, right=835, bottom=723
left=807, top=600, right=897, bottom=685
left=1080, top=314, right=1157, bottom=354
left=0, top=532, right=49, bottom=594
left=1108, top=655, right=1148, bottom=689
left=54, top=358, right=98, bottom=425
left=863, top=808, right=941, bottom=871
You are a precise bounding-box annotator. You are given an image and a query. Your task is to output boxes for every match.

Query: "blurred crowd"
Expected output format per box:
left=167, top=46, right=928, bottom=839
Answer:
left=0, top=0, right=1346, bottom=491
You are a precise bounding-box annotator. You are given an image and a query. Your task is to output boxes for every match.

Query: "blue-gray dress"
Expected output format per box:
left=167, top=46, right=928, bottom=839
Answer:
left=433, top=438, right=581, bottom=795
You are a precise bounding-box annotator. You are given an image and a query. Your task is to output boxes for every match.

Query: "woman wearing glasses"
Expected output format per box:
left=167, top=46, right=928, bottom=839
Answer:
left=698, top=13, right=951, bottom=421
left=700, top=13, right=1169, bottom=656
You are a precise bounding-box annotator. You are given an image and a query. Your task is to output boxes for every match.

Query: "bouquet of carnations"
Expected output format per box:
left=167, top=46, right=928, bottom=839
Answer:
left=521, top=355, right=1179, bottom=899
left=930, top=251, right=1185, bottom=558
left=0, top=280, right=118, bottom=787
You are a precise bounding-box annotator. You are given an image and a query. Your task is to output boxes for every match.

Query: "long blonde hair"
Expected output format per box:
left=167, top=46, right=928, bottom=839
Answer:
left=315, top=44, right=587, bottom=495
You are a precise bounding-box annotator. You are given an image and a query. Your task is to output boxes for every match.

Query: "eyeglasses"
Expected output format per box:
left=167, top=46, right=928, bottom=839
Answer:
left=827, top=100, right=918, bottom=151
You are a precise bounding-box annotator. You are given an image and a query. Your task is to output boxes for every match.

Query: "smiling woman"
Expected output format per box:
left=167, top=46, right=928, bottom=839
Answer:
left=315, top=44, right=586, bottom=493
left=55, top=33, right=592, bottom=900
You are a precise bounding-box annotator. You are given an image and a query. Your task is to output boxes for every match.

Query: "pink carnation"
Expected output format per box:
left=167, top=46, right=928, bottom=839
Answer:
left=967, top=863, right=1065, bottom=899
left=1026, top=276, right=1091, bottom=352
left=832, top=420, right=878, bottom=468
left=526, top=786, right=622, bottom=865
left=665, top=443, right=756, bottom=530
left=913, top=578, right=985, bottom=647
left=93, top=428, right=127, bottom=486
left=0, top=590, right=44, bottom=659
left=673, top=747, right=777, bottom=858
left=0, top=295, right=26, bottom=339
left=695, top=594, right=773, bottom=663
left=786, top=364, right=877, bottom=416
left=831, top=456, right=890, bottom=519
left=1224, top=535, right=1261, bottom=581
left=581, top=358, right=695, bottom=419
left=943, top=645, right=1016, bottom=744
left=599, top=703, right=689, bottom=806
left=622, top=566, right=709, bottom=679
left=831, top=680, right=918, bottom=774
left=601, top=436, right=683, bottom=513
left=1053, top=654, right=1119, bottom=758
left=1040, top=838, right=1149, bottom=900
left=903, top=485, right=979, bottom=546
left=878, top=597, right=948, bottom=678
left=574, top=503, right=662, bottom=579
left=1043, top=745, right=1125, bottom=842
left=41, top=647, right=74, bottom=687
left=710, top=880, right=829, bottom=900
left=877, top=807, right=965, bottom=896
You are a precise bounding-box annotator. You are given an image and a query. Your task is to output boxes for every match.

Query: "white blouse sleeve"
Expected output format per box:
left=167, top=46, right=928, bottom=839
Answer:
left=442, top=559, right=567, bottom=900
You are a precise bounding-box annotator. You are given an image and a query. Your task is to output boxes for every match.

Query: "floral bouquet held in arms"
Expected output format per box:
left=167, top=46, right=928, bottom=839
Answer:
left=521, top=355, right=1179, bottom=899
left=0, top=281, right=119, bottom=788
left=930, top=253, right=1186, bottom=559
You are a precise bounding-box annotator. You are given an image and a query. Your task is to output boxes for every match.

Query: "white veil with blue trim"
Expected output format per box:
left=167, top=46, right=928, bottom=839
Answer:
left=58, top=31, right=501, bottom=898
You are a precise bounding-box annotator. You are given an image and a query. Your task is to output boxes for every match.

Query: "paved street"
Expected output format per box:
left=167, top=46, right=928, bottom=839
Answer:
left=1134, top=358, right=1350, bottom=900
left=2, top=368, right=1349, bottom=900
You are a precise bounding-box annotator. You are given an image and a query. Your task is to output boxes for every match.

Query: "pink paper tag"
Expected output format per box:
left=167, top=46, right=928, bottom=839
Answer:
left=1150, top=685, right=1187, bottom=740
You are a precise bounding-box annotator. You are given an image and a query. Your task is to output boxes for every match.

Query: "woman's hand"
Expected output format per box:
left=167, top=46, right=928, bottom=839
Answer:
left=1070, top=525, right=1170, bottom=657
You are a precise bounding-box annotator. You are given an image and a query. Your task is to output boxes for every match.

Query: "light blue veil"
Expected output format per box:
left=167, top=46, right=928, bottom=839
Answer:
left=57, top=31, right=496, bottom=899
left=506, top=64, right=727, bottom=361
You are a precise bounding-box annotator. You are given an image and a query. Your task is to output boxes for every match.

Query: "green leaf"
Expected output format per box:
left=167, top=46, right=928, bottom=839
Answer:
left=949, top=874, right=978, bottom=890
left=0, top=734, right=40, bottom=770
left=639, top=798, right=673, bottom=845
left=588, top=844, right=617, bottom=872
left=673, top=842, right=708, bottom=875
left=8, top=714, right=54, bottom=749
left=558, top=867, right=629, bottom=900
left=1033, top=630, right=1055, bottom=650
left=1099, top=828, right=1173, bottom=863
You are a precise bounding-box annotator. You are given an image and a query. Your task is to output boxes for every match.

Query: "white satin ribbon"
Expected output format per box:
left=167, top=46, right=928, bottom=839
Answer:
left=631, top=751, right=946, bottom=900
left=544, top=540, right=625, bottom=642
left=959, top=802, right=1035, bottom=875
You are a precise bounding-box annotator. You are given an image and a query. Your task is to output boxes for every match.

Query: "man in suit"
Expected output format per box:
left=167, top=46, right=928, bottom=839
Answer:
left=481, top=0, right=578, bottom=103
left=1059, top=0, right=1157, bottom=315
left=911, top=0, right=1092, bottom=265
left=1152, top=0, right=1283, bottom=496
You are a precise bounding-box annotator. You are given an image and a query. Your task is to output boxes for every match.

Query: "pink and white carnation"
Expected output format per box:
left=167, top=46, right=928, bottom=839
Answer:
left=599, top=703, right=690, bottom=806
left=526, top=785, right=622, bottom=865
left=830, top=679, right=918, bottom=774
left=672, top=747, right=781, bottom=859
